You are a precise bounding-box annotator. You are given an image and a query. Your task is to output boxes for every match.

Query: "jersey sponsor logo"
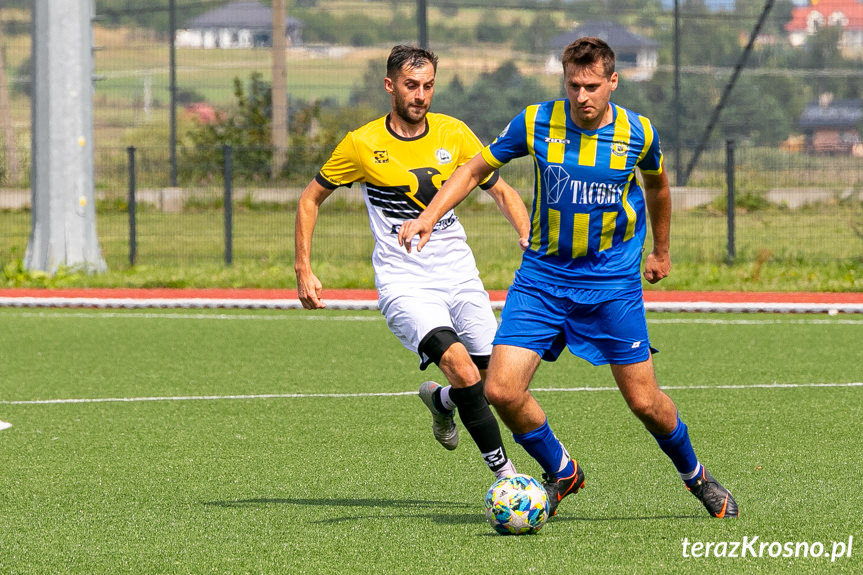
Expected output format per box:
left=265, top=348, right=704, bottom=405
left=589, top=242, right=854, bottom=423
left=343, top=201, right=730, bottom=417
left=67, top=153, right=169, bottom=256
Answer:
left=543, top=165, right=570, bottom=204
left=373, top=150, right=389, bottom=164
left=611, top=141, right=629, bottom=156
left=435, top=148, right=453, bottom=164
left=390, top=214, right=458, bottom=235
left=572, top=180, right=625, bottom=205
left=544, top=165, right=625, bottom=206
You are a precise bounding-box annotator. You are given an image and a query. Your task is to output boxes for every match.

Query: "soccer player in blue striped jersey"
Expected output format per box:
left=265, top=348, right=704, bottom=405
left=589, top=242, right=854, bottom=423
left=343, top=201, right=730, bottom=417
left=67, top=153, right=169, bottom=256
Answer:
left=399, top=37, right=738, bottom=518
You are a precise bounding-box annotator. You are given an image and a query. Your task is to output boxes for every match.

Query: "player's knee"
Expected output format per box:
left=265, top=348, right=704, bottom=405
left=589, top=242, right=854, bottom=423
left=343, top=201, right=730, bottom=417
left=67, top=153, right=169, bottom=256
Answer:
left=627, top=394, right=669, bottom=427
left=418, top=328, right=489, bottom=386
left=626, top=395, right=653, bottom=419
left=442, top=352, right=488, bottom=387
left=482, top=377, right=511, bottom=408
left=418, top=327, right=460, bottom=370
left=420, top=327, right=483, bottom=380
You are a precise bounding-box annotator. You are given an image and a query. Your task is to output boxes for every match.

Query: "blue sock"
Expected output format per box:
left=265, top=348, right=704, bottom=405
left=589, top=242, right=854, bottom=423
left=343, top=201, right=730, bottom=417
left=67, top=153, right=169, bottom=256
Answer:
left=512, top=420, right=574, bottom=479
left=651, top=415, right=702, bottom=486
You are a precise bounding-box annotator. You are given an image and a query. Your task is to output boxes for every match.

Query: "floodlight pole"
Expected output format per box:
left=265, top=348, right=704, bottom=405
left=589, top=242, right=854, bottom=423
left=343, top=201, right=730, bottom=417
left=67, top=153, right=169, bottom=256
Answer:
left=271, top=0, right=287, bottom=178
left=673, top=0, right=682, bottom=186
left=169, top=0, right=177, bottom=186
left=25, top=0, right=106, bottom=275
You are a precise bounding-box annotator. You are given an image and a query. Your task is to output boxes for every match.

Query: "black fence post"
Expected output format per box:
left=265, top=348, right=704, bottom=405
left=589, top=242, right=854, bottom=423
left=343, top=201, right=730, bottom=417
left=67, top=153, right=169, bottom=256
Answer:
left=725, top=139, right=736, bottom=264
left=223, top=144, right=233, bottom=266
left=417, top=0, right=428, bottom=49
left=127, top=146, right=137, bottom=266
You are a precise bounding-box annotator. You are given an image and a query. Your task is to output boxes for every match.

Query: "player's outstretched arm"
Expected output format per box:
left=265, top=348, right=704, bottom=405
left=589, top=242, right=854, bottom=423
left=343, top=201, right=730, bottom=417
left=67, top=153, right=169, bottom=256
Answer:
left=484, top=178, right=530, bottom=251
left=294, top=180, right=334, bottom=309
left=398, top=154, right=495, bottom=253
left=641, top=169, right=672, bottom=284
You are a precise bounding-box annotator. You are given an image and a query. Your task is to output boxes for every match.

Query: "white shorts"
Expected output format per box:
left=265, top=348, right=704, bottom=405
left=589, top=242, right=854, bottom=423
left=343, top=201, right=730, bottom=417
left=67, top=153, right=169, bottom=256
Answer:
left=378, top=277, right=498, bottom=368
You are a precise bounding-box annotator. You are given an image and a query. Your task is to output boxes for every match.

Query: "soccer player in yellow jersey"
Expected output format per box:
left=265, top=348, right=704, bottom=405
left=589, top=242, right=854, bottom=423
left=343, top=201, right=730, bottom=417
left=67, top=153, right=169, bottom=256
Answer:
left=295, top=45, right=530, bottom=479
left=400, top=38, right=738, bottom=518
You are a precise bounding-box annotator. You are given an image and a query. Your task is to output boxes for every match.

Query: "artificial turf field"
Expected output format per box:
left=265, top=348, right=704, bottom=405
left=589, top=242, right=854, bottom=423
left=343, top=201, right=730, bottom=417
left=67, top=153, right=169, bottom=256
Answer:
left=0, top=307, right=860, bottom=574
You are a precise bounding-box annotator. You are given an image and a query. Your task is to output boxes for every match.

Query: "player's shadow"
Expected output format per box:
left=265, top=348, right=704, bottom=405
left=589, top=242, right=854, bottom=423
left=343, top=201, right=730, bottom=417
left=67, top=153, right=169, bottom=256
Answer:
left=203, top=498, right=698, bottom=527
left=204, top=497, right=479, bottom=526
left=552, top=513, right=700, bottom=522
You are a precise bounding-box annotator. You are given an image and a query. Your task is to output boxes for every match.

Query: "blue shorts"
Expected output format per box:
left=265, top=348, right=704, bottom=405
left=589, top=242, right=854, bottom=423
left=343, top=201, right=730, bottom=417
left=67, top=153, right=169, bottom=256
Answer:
left=493, top=279, right=653, bottom=366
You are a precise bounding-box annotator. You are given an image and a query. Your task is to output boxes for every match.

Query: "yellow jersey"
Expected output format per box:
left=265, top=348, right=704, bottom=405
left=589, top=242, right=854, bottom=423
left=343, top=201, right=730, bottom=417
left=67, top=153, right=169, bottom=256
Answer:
left=316, top=113, right=498, bottom=289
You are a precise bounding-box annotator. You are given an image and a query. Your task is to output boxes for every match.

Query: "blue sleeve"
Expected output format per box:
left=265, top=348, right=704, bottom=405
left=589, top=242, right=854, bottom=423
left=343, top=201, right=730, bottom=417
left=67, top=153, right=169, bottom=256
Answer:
left=637, top=121, right=664, bottom=175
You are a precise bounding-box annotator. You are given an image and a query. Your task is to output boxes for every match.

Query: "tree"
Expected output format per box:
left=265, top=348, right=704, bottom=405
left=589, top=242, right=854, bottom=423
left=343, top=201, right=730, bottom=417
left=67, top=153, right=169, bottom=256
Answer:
left=347, top=60, right=390, bottom=115
left=719, top=76, right=794, bottom=146
left=475, top=12, right=510, bottom=44
left=182, top=73, right=273, bottom=184
left=182, top=72, right=380, bottom=185
left=513, top=12, right=564, bottom=55
left=801, top=26, right=845, bottom=70
left=285, top=99, right=378, bottom=183
left=434, top=61, right=553, bottom=144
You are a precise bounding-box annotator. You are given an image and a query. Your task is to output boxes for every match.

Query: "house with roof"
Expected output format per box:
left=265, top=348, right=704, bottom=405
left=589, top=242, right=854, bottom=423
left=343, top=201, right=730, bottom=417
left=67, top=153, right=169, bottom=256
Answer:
left=547, top=21, right=659, bottom=81
left=175, top=1, right=303, bottom=49
left=798, top=94, right=863, bottom=155
left=785, top=0, right=863, bottom=51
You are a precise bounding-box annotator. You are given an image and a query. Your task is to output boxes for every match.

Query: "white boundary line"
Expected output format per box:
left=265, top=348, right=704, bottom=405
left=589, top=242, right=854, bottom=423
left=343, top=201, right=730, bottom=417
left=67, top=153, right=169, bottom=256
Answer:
left=8, top=310, right=383, bottom=321
left=649, top=317, right=863, bottom=325
left=0, top=296, right=862, bottom=314
left=2, top=382, right=860, bottom=406
left=647, top=302, right=863, bottom=314
left=4, top=309, right=863, bottom=325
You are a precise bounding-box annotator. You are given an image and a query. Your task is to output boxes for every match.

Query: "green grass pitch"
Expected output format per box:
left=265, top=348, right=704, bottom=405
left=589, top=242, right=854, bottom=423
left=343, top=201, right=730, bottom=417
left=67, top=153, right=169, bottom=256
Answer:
left=0, top=308, right=860, bottom=574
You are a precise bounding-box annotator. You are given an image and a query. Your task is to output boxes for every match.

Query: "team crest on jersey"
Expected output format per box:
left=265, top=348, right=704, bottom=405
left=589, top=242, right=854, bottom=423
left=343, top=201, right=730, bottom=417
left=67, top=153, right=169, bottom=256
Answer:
left=611, top=141, right=629, bottom=157
left=435, top=148, right=453, bottom=164
left=373, top=150, right=389, bottom=164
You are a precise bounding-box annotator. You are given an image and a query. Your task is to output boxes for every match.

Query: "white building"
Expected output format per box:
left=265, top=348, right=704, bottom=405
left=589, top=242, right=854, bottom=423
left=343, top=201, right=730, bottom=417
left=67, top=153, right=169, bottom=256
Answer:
left=175, top=1, right=303, bottom=49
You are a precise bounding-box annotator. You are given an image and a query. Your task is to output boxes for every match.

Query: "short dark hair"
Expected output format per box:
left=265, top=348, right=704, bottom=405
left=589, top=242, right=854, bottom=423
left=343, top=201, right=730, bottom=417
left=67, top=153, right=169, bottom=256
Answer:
left=386, top=45, right=439, bottom=80
left=561, top=37, right=616, bottom=77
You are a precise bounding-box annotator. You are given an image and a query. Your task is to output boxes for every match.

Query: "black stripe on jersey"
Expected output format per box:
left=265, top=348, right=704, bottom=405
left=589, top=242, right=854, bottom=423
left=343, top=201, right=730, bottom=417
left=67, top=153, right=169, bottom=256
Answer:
left=367, top=184, right=423, bottom=219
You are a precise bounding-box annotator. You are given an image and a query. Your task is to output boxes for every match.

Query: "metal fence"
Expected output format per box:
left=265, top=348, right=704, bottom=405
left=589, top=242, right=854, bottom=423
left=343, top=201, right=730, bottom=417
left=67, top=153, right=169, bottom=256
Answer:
left=6, top=140, right=860, bottom=271
left=1, top=1, right=862, bottom=271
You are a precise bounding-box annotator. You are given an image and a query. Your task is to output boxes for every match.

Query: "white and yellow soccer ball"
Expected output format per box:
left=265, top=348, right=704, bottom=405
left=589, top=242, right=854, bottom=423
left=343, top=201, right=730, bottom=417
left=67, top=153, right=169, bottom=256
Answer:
left=484, top=473, right=549, bottom=535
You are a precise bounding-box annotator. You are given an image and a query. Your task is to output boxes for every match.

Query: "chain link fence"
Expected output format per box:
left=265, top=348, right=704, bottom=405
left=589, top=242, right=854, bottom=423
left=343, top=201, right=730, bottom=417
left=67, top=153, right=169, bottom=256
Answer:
left=1, top=1, right=861, bottom=271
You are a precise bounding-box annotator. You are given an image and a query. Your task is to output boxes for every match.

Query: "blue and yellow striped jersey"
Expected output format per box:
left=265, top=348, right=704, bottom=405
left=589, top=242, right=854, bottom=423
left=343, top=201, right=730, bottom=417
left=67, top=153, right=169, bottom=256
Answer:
left=483, top=99, right=664, bottom=289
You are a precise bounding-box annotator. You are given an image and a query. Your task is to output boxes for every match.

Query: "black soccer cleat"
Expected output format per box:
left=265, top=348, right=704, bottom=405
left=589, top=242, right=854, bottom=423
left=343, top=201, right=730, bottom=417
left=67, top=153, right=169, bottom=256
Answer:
left=688, top=468, right=739, bottom=518
left=542, top=462, right=585, bottom=517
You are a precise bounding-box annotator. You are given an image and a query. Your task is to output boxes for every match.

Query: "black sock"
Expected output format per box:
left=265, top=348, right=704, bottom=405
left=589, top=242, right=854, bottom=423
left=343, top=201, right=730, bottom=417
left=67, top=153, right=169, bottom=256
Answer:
left=449, top=381, right=508, bottom=472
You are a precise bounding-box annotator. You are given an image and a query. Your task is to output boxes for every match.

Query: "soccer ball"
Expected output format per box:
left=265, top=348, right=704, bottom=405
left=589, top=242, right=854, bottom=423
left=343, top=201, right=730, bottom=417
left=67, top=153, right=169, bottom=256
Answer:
left=484, top=474, right=549, bottom=535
